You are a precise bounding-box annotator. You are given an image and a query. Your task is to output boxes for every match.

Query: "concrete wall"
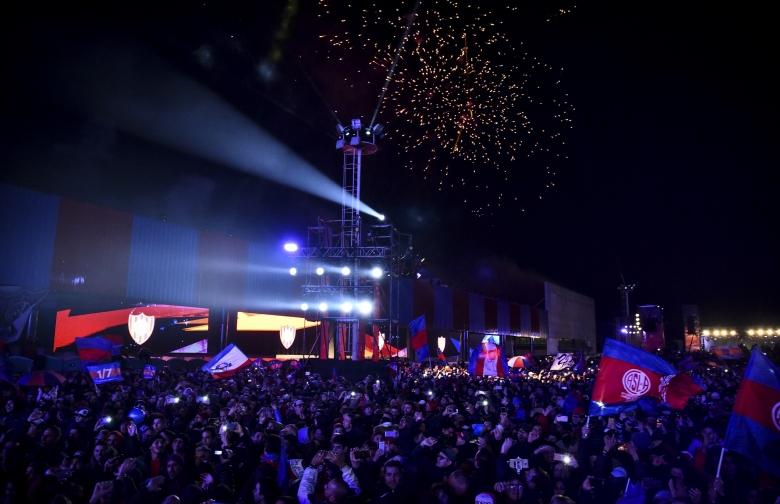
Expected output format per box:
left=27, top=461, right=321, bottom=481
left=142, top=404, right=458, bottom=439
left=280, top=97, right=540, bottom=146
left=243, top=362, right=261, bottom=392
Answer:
left=544, top=282, right=596, bottom=354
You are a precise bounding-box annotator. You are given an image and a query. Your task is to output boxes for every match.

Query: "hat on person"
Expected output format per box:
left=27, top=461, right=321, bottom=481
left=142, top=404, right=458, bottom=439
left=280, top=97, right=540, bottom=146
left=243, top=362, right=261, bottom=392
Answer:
left=75, top=408, right=92, bottom=418
left=294, top=399, right=305, bottom=406
left=611, top=467, right=628, bottom=478
left=475, top=492, right=496, bottom=504
left=72, top=451, right=89, bottom=461
left=441, top=447, right=458, bottom=463
left=512, top=397, right=521, bottom=405
left=572, top=407, right=585, bottom=415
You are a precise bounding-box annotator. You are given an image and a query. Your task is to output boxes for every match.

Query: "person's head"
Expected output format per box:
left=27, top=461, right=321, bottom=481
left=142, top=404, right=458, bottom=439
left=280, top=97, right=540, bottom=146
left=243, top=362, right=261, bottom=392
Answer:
left=437, top=448, right=457, bottom=469
left=92, top=441, right=110, bottom=464
left=323, top=478, right=349, bottom=503
left=474, top=448, right=494, bottom=470
left=516, top=426, right=528, bottom=443
left=41, top=426, right=61, bottom=446
left=194, top=445, right=211, bottom=465
left=402, top=403, right=413, bottom=415
left=252, top=477, right=279, bottom=504
left=526, top=467, right=550, bottom=492
left=4, top=400, right=14, bottom=413
left=167, top=454, right=185, bottom=479
left=331, top=434, right=349, bottom=457
left=27, top=420, right=45, bottom=438
left=549, top=496, right=576, bottom=504
left=384, top=460, right=404, bottom=490
left=150, top=414, right=166, bottom=433
left=552, top=478, right=567, bottom=496
left=149, top=436, right=166, bottom=457
left=202, top=427, right=216, bottom=446
left=108, top=431, right=124, bottom=449
left=500, top=478, right=523, bottom=502
left=447, top=470, right=469, bottom=496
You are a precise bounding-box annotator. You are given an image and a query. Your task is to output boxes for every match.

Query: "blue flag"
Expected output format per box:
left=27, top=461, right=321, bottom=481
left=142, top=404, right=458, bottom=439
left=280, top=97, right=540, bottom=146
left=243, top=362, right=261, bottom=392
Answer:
left=450, top=338, right=461, bottom=354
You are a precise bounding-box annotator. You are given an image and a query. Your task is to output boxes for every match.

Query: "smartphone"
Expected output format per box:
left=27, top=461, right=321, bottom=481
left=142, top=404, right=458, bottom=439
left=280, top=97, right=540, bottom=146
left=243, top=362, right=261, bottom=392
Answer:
left=501, top=407, right=507, bottom=415
left=617, top=444, right=627, bottom=451
left=555, top=415, right=568, bottom=423
left=591, top=478, right=606, bottom=487
left=214, top=450, right=223, bottom=455
left=353, top=450, right=371, bottom=459
left=55, top=468, right=72, bottom=479
left=385, top=430, right=397, bottom=438
left=378, top=441, right=385, bottom=452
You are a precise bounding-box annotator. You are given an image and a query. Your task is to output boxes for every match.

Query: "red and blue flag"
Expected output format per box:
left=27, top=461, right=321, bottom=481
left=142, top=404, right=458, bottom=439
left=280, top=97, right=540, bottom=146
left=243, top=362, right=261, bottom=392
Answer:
left=143, top=364, right=156, bottom=380
left=409, top=315, right=427, bottom=349
left=724, top=347, right=780, bottom=476
left=75, top=335, right=122, bottom=363
left=589, top=339, right=702, bottom=416
left=713, top=345, right=744, bottom=359
left=468, top=340, right=509, bottom=377
left=572, top=350, right=586, bottom=374
left=87, top=362, right=123, bottom=384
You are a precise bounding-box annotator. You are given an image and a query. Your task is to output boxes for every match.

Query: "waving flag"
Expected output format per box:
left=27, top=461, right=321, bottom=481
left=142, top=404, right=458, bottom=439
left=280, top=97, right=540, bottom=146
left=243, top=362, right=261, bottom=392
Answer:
left=87, top=362, right=123, bottom=384
left=437, top=347, right=447, bottom=361
left=677, top=355, right=694, bottom=370
left=468, top=340, right=509, bottom=377
left=202, top=343, right=250, bottom=379
left=143, top=364, right=156, bottom=380
left=589, top=339, right=702, bottom=416
left=387, top=361, right=398, bottom=378
left=713, top=345, right=744, bottom=359
left=450, top=337, right=461, bottom=355
left=551, top=353, right=574, bottom=371
left=409, top=315, right=427, bottom=349
left=724, top=347, right=780, bottom=476
left=572, top=350, right=587, bottom=374
left=76, top=336, right=122, bottom=363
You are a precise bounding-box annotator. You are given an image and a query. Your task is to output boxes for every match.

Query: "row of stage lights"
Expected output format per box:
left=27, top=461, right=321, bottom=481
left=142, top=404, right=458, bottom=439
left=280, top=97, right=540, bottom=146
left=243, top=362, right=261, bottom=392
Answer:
left=703, top=329, right=780, bottom=336
left=288, top=265, right=384, bottom=278
left=300, top=300, right=373, bottom=314
left=284, top=243, right=384, bottom=278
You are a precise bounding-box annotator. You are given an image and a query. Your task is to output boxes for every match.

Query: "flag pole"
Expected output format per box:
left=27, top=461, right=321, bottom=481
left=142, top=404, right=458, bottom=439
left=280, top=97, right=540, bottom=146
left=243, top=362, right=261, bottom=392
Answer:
left=716, top=447, right=727, bottom=478
left=625, top=477, right=630, bottom=494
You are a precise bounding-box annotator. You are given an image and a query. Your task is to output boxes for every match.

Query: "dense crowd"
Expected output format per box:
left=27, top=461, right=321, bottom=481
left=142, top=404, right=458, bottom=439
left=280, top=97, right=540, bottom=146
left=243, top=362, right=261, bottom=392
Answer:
left=1, top=346, right=778, bottom=504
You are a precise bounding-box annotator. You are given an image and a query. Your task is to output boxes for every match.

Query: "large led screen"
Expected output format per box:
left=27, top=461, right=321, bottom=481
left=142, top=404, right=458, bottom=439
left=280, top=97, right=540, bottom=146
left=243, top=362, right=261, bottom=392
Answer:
left=54, top=304, right=209, bottom=354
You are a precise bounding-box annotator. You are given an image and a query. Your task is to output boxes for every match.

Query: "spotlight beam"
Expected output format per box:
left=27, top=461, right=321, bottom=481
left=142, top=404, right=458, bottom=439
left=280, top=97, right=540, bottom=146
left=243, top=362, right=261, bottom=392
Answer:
left=55, top=41, right=383, bottom=218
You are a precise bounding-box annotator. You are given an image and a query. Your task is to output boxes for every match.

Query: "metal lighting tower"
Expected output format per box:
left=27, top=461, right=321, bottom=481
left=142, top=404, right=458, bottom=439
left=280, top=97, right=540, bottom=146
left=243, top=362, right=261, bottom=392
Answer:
left=618, top=279, right=636, bottom=346
left=289, top=119, right=409, bottom=361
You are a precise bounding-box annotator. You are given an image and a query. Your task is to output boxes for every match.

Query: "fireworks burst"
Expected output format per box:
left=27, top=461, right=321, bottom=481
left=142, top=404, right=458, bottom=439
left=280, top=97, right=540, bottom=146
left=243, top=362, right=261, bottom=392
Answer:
left=318, top=1, right=574, bottom=215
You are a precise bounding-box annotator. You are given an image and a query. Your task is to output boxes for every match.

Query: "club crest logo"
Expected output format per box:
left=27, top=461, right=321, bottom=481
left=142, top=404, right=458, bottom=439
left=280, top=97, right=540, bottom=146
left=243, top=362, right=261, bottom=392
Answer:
left=772, top=403, right=780, bottom=432
left=621, top=369, right=651, bottom=401
left=128, top=312, right=155, bottom=345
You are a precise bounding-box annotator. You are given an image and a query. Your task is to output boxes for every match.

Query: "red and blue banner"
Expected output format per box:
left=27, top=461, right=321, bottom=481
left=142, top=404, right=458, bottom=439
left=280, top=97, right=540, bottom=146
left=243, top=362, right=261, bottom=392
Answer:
left=409, top=315, right=427, bottom=350
left=724, top=347, right=780, bottom=476
left=468, top=340, right=509, bottom=377
left=87, top=362, right=123, bottom=384
left=589, top=339, right=702, bottom=416
left=143, top=364, right=156, bottom=380
left=75, top=335, right=122, bottom=363
left=713, top=345, right=744, bottom=359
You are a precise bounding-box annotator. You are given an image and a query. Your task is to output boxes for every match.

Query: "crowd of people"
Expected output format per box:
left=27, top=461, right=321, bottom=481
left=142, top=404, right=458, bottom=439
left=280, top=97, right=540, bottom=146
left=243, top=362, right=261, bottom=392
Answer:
left=0, top=345, right=778, bottom=504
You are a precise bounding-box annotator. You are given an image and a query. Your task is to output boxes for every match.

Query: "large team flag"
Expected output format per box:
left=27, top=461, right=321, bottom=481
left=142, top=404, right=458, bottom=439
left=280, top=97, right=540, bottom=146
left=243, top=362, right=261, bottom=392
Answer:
left=724, top=347, right=780, bottom=476
left=202, top=343, right=250, bottom=379
left=589, top=339, right=702, bottom=416
left=468, top=340, right=509, bottom=377
left=87, top=362, right=123, bottom=384
left=551, top=353, right=575, bottom=371
left=75, top=336, right=122, bottom=363
left=713, top=345, right=744, bottom=359
left=409, top=316, right=427, bottom=349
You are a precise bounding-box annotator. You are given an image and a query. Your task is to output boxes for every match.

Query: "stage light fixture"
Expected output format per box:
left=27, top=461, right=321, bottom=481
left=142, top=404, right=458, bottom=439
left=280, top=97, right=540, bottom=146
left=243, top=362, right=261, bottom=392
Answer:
left=289, top=267, right=297, bottom=276
left=318, top=302, right=328, bottom=311
left=284, top=243, right=298, bottom=252
left=301, top=303, right=309, bottom=311
left=371, top=266, right=383, bottom=278
left=316, top=267, right=325, bottom=275
left=358, top=301, right=372, bottom=314
left=341, top=266, right=351, bottom=276
left=378, top=214, right=385, bottom=221
left=342, top=302, right=353, bottom=312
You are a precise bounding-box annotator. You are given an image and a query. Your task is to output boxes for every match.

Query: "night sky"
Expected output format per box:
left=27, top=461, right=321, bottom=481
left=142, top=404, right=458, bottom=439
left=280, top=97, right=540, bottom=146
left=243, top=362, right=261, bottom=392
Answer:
left=1, top=1, right=777, bottom=340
